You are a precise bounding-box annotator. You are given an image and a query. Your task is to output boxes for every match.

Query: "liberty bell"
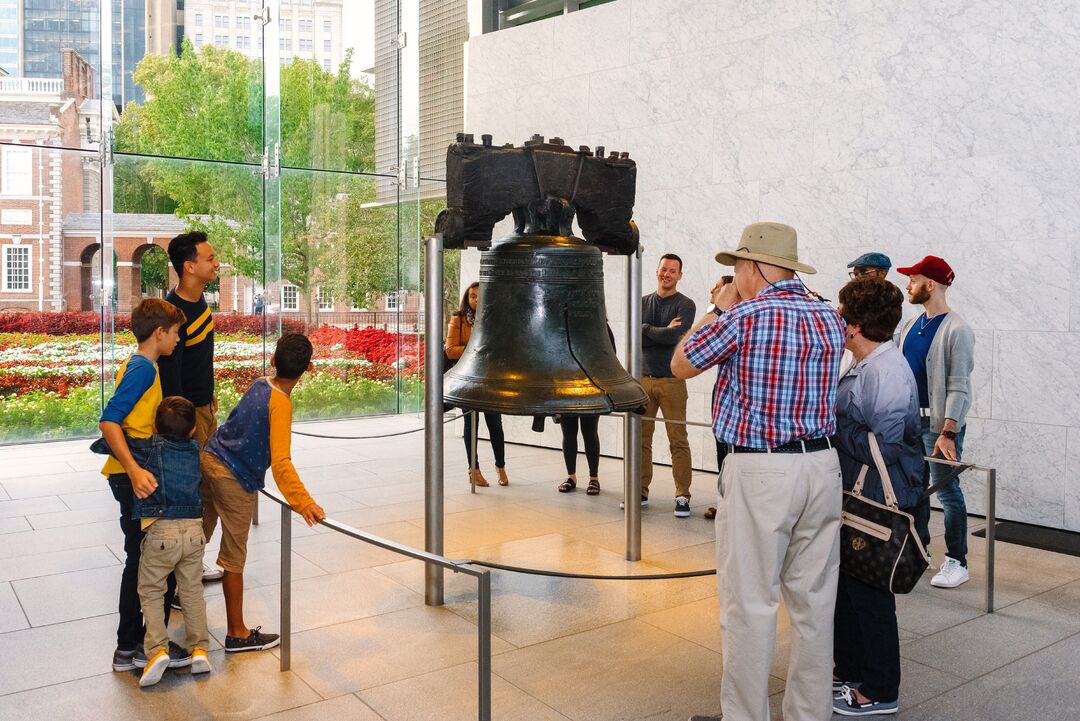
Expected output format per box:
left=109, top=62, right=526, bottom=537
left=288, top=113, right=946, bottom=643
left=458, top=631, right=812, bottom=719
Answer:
left=435, top=134, right=647, bottom=416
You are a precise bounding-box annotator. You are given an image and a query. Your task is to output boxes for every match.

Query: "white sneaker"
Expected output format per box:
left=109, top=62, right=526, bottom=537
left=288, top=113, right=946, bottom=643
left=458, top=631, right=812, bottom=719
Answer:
left=930, top=557, right=969, bottom=588
left=202, top=561, right=224, bottom=582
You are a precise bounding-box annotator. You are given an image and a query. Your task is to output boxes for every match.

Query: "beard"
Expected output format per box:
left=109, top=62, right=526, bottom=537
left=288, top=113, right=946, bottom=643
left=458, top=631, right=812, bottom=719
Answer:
left=908, top=286, right=931, bottom=304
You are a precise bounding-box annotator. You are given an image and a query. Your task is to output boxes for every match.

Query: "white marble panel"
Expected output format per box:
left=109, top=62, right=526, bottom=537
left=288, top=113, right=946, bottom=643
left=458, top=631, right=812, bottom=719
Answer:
left=628, top=0, right=720, bottom=63
left=864, top=159, right=1000, bottom=248
left=870, top=0, right=1003, bottom=87
left=812, top=85, right=934, bottom=174
left=552, top=0, right=631, bottom=75
left=586, top=57, right=679, bottom=134
left=668, top=40, right=766, bottom=118
left=465, top=21, right=554, bottom=96
left=619, top=120, right=714, bottom=194
left=713, top=102, right=816, bottom=183
left=714, top=0, right=821, bottom=43
left=961, top=418, right=1066, bottom=528
left=662, top=182, right=761, bottom=262
left=759, top=171, right=870, bottom=249
left=763, top=12, right=875, bottom=106
left=1065, top=427, right=1080, bottom=531
left=995, top=148, right=1080, bottom=242
left=998, top=0, right=1080, bottom=67
left=991, top=332, right=1080, bottom=426
left=817, top=0, right=875, bottom=19
left=1072, top=239, right=1080, bottom=333
left=940, top=239, right=1070, bottom=333
left=968, top=329, right=993, bottom=421
left=464, top=87, right=518, bottom=141
left=512, top=74, right=592, bottom=143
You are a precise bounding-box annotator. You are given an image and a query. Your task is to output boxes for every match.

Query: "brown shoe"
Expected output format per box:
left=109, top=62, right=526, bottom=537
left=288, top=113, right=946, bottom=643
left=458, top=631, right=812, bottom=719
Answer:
left=497, top=467, right=509, bottom=486
left=704, top=506, right=717, bottom=520
left=469, top=468, right=489, bottom=487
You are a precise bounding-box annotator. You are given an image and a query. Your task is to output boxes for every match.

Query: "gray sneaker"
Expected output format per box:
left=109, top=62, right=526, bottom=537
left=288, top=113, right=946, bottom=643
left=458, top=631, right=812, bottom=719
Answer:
left=674, top=496, right=691, bottom=518
left=134, top=641, right=193, bottom=669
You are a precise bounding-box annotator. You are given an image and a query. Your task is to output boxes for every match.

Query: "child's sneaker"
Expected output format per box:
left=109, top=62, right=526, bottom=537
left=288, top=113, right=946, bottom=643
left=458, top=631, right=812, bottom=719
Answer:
left=224, top=626, right=280, bottom=653
left=139, top=648, right=171, bottom=688
left=190, top=648, right=212, bottom=674
left=134, top=641, right=193, bottom=669
left=112, top=646, right=137, bottom=672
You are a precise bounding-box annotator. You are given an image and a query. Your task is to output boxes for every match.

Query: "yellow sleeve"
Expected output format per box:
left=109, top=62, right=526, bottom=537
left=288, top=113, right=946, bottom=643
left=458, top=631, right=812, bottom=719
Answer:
left=268, top=390, right=316, bottom=512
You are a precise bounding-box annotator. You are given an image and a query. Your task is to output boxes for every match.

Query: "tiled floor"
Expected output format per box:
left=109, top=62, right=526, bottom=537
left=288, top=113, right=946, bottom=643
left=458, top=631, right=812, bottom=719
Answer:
left=1, top=415, right=1077, bottom=720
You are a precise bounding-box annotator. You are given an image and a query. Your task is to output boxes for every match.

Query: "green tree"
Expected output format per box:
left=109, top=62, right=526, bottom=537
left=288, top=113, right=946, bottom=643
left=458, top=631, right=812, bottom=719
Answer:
left=140, top=246, right=170, bottom=295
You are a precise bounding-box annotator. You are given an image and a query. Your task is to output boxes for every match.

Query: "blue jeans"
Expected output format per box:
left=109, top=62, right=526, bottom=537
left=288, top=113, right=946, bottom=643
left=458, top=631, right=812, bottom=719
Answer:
left=920, top=418, right=967, bottom=566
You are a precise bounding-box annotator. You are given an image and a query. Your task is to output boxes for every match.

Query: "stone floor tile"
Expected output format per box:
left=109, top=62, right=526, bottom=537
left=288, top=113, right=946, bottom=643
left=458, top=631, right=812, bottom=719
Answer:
left=253, top=694, right=386, bottom=721
left=0, top=648, right=321, bottom=721
left=406, top=507, right=579, bottom=555
left=58, top=488, right=118, bottom=511
left=360, top=662, right=572, bottom=721
left=0, top=581, right=29, bottom=633
left=0, top=545, right=119, bottom=583
left=1, top=470, right=105, bottom=499
left=12, top=564, right=122, bottom=627
left=0, top=517, right=29, bottom=535
left=565, top=516, right=714, bottom=557
left=26, top=506, right=117, bottom=530
left=284, top=605, right=513, bottom=697
left=0, top=614, right=120, bottom=695
left=895, top=657, right=967, bottom=712
left=494, top=619, right=723, bottom=721
left=290, top=521, right=429, bottom=573
left=0, top=520, right=119, bottom=560
left=0, top=495, right=69, bottom=518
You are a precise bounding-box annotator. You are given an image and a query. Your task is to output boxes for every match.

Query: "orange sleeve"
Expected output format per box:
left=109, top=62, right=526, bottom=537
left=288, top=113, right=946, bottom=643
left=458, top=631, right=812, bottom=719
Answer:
left=268, top=390, right=316, bottom=512
left=444, top=315, right=465, bottom=359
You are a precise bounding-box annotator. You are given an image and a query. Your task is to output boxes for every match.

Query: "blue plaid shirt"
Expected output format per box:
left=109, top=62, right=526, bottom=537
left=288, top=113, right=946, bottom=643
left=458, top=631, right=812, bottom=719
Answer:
left=683, top=279, right=846, bottom=448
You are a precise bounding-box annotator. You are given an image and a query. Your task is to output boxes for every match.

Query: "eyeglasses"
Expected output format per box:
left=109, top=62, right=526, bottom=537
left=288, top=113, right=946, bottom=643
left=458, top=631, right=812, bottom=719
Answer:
left=848, top=268, right=883, bottom=279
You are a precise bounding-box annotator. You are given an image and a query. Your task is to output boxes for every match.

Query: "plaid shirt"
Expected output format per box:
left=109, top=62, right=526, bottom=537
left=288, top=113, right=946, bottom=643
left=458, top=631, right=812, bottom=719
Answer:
left=684, top=279, right=846, bottom=448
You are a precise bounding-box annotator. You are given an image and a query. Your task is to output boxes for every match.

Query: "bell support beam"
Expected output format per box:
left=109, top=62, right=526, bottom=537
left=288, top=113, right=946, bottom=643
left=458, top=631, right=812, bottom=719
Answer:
left=424, top=234, right=445, bottom=606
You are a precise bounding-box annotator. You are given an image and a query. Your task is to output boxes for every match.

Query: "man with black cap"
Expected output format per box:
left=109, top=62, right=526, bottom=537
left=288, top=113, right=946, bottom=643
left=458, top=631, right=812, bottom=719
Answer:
left=847, top=251, right=892, bottom=280
left=897, top=255, right=975, bottom=589
left=674, top=222, right=846, bottom=721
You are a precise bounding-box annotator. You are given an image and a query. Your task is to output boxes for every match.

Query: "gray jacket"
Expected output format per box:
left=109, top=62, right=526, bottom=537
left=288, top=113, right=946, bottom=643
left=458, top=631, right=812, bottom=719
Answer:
left=897, top=310, right=975, bottom=432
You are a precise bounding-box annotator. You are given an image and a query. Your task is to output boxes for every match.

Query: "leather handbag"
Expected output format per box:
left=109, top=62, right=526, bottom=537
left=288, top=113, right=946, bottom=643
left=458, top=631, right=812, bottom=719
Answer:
left=840, top=432, right=931, bottom=594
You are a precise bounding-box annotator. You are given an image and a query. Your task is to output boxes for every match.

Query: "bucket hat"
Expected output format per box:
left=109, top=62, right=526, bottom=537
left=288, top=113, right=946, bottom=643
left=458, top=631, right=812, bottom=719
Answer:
left=715, top=222, right=816, bottom=274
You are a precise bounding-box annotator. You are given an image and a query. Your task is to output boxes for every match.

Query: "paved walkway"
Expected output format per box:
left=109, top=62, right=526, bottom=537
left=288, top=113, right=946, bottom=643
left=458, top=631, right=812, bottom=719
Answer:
left=1, top=415, right=1077, bottom=720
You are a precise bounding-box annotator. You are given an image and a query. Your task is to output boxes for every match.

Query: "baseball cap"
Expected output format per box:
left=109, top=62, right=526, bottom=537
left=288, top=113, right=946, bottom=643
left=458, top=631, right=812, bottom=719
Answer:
left=896, top=255, right=955, bottom=286
left=847, top=252, right=892, bottom=270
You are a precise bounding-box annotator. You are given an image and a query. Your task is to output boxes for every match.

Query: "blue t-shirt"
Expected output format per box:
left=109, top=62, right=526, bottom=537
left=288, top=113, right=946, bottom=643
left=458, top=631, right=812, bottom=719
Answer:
left=902, top=312, right=947, bottom=408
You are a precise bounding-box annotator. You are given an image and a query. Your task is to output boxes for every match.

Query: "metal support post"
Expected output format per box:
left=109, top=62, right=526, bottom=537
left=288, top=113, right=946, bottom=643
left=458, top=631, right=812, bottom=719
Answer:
left=477, top=569, right=493, bottom=721
left=470, top=411, right=479, bottom=493
left=424, top=235, right=445, bottom=606
left=986, top=467, right=996, bottom=613
left=624, top=248, right=642, bottom=561
left=279, top=503, right=291, bottom=671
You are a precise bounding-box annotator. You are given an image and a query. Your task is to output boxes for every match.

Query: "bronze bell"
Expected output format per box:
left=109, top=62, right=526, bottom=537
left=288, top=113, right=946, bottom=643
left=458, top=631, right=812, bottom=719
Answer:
left=443, top=232, right=647, bottom=415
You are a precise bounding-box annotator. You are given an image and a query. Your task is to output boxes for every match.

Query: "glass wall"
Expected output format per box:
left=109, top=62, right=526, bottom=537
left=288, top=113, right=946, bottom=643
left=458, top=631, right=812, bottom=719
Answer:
left=0, top=0, right=448, bottom=443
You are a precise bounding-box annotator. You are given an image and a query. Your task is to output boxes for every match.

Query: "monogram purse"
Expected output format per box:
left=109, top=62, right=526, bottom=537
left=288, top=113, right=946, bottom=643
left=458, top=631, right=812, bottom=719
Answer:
left=840, top=432, right=931, bottom=594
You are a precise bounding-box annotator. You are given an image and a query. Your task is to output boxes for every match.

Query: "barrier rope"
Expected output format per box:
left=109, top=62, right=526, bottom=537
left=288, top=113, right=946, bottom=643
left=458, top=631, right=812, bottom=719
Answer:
left=292, top=413, right=464, bottom=440
left=465, top=559, right=716, bottom=580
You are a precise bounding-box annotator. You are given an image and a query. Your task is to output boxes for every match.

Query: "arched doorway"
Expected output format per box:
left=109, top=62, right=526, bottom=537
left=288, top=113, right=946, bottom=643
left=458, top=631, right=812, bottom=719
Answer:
left=134, top=243, right=170, bottom=303
left=79, top=245, right=118, bottom=312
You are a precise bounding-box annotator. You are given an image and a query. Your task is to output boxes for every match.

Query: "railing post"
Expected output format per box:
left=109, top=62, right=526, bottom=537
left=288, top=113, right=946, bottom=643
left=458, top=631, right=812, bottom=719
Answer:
left=985, top=467, right=996, bottom=613
left=624, top=248, right=642, bottom=561
left=470, top=411, right=479, bottom=494
left=279, top=503, right=291, bottom=671
left=477, top=569, right=492, bottom=721
left=424, top=234, right=445, bottom=606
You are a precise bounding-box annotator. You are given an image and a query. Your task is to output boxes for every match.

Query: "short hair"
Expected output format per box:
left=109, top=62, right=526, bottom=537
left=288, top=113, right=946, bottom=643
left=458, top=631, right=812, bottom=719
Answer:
left=274, top=333, right=314, bottom=379
left=168, top=231, right=208, bottom=277
left=658, top=253, right=683, bottom=271
left=838, top=277, right=903, bottom=343
left=155, top=396, right=196, bottom=438
left=131, top=298, right=186, bottom=343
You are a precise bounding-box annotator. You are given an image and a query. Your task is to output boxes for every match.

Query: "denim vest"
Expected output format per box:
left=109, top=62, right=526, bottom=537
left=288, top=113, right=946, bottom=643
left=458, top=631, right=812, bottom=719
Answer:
left=91, top=435, right=202, bottom=520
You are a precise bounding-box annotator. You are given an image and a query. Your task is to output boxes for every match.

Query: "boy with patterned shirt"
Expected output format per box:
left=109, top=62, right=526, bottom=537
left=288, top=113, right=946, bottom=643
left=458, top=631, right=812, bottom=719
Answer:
left=100, top=298, right=188, bottom=673
left=201, top=333, right=326, bottom=652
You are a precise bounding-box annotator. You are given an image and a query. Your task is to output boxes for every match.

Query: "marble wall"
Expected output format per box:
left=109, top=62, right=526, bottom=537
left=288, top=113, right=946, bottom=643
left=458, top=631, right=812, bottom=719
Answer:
left=459, top=0, right=1080, bottom=530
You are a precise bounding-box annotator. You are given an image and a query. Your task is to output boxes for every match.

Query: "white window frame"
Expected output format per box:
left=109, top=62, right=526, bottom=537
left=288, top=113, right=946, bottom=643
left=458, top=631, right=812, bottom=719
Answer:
left=2, top=244, right=31, bottom=292
left=2, top=146, right=33, bottom=196
left=317, top=287, right=334, bottom=311
left=384, top=290, right=400, bottom=311
left=281, top=284, right=299, bottom=312
left=195, top=13, right=203, bottom=26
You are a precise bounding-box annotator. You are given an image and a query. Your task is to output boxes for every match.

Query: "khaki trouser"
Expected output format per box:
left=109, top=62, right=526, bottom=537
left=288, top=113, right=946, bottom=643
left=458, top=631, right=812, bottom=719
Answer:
left=640, top=376, right=692, bottom=498
left=715, top=449, right=842, bottom=721
left=193, top=403, right=217, bottom=449
left=138, top=518, right=208, bottom=657
left=201, top=450, right=256, bottom=574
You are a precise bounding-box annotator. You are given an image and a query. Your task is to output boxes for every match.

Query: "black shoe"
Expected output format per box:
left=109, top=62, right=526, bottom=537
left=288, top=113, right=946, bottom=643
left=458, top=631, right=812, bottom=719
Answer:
left=134, top=641, right=193, bottom=669
left=112, top=646, right=137, bottom=672
left=619, top=496, right=649, bottom=509
left=224, top=626, right=281, bottom=653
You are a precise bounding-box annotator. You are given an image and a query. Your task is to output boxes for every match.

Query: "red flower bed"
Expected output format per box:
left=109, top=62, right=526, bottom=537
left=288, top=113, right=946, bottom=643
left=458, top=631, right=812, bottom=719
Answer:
left=0, top=311, right=129, bottom=335
left=0, top=371, right=95, bottom=396
left=214, top=314, right=304, bottom=336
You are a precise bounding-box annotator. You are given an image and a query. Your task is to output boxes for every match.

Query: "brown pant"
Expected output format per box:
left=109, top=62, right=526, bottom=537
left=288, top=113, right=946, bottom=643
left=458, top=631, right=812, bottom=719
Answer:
left=138, top=518, right=208, bottom=656
left=201, top=450, right=256, bottom=574
left=193, top=403, right=217, bottom=449
left=640, top=376, right=693, bottom=498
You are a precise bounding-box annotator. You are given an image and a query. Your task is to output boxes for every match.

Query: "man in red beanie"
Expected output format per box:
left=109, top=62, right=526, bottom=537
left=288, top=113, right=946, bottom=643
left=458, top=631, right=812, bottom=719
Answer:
left=897, top=255, right=975, bottom=589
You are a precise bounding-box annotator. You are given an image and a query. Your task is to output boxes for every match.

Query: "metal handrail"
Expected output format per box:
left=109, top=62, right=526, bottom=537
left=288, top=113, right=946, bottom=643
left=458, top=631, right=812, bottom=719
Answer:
left=260, top=489, right=493, bottom=721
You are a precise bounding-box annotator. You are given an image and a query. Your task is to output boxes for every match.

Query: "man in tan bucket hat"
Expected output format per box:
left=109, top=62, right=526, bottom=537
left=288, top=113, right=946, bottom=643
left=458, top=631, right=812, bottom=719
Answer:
left=673, top=222, right=847, bottom=721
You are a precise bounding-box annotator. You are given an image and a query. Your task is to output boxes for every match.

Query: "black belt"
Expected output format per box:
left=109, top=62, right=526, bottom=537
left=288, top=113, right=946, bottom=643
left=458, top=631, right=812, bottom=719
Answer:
left=729, top=437, right=835, bottom=454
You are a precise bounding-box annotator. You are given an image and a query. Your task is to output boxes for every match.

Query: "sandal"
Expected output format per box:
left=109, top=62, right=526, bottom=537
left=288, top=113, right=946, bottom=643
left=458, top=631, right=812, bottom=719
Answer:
left=558, top=478, right=576, bottom=493
left=586, top=478, right=600, bottom=496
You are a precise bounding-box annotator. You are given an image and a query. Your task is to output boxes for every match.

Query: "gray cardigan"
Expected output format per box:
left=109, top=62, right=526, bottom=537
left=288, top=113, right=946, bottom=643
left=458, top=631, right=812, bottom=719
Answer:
left=896, top=311, right=976, bottom=432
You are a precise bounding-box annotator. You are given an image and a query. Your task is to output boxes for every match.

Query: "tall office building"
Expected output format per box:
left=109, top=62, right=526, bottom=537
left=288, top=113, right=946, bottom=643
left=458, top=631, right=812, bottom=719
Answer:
left=0, top=0, right=19, bottom=76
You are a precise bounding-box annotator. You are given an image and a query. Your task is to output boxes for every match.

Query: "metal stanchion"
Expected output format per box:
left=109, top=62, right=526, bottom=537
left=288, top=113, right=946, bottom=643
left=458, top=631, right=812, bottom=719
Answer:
left=477, top=569, right=492, bottom=721
left=470, top=410, right=479, bottom=494
left=624, top=248, right=642, bottom=561
left=986, top=466, right=996, bottom=613
left=424, top=234, right=445, bottom=607
left=279, top=503, right=291, bottom=671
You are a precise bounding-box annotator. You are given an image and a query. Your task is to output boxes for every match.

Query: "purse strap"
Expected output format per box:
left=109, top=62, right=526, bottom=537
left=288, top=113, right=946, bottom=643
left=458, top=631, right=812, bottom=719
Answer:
left=851, top=432, right=900, bottom=509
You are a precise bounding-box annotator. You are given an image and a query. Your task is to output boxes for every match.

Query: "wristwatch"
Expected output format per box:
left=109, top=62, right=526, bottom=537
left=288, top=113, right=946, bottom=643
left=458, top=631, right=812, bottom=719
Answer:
left=940, top=430, right=957, bottom=440
left=706, top=304, right=723, bottom=317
